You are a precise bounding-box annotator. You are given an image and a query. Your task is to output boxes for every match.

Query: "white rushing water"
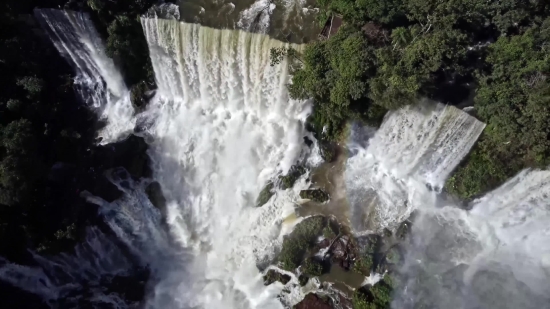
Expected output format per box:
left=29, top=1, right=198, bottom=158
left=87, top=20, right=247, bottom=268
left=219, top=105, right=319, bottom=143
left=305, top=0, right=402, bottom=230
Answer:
left=344, top=102, right=550, bottom=308
left=1, top=9, right=314, bottom=309
left=390, top=169, right=550, bottom=309
left=139, top=17, right=312, bottom=308
left=345, top=102, right=486, bottom=232
left=34, top=9, right=135, bottom=142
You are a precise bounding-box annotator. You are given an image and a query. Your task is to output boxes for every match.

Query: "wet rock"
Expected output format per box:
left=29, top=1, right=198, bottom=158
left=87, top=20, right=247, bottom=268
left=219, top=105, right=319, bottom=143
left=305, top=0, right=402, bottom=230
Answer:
left=298, top=274, right=309, bottom=286
left=256, top=182, right=274, bottom=207
left=130, top=81, right=152, bottom=113
left=90, top=134, right=152, bottom=179
left=396, top=219, right=412, bottom=240
left=320, top=141, right=336, bottom=163
left=145, top=181, right=166, bottom=212
left=84, top=173, right=123, bottom=202
left=295, top=293, right=332, bottom=309
left=300, top=189, right=329, bottom=203
left=279, top=165, right=306, bottom=189
left=102, top=267, right=149, bottom=302
left=263, top=269, right=291, bottom=286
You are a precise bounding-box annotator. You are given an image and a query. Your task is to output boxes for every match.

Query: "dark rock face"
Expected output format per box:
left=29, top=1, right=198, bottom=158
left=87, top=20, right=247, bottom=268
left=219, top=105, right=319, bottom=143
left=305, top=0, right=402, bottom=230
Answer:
left=295, top=293, right=333, bottom=309
left=89, top=134, right=152, bottom=180
left=145, top=181, right=167, bottom=212
left=130, top=81, right=150, bottom=113
left=101, top=267, right=149, bottom=303
left=263, top=269, right=291, bottom=286
left=0, top=281, right=49, bottom=309
left=300, top=189, right=330, bottom=203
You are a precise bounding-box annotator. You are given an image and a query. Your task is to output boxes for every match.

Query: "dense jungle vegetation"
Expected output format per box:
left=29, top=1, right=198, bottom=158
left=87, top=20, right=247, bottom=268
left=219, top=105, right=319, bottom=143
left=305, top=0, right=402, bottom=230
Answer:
left=275, top=0, right=550, bottom=200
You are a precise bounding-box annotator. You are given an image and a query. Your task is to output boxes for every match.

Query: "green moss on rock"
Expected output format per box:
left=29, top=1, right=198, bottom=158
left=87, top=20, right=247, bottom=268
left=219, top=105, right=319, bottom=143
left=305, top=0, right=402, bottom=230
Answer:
left=279, top=216, right=326, bottom=271
left=299, top=189, right=330, bottom=203
left=353, top=275, right=394, bottom=309
left=256, top=182, right=274, bottom=207
left=353, top=255, right=373, bottom=276
left=130, top=80, right=149, bottom=113
left=263, top=269, right=291, bottom=286
left=279, top=165, right=306, bottom=189
left=302, top=257, right=324, bottom=277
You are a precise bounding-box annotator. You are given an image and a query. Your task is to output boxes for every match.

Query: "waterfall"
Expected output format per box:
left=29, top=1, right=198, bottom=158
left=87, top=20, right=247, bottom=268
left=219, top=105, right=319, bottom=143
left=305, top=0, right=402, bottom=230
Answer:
left=345, top=102, right=486, bottom=232
left=344, top=101, right=550, bottom=308
left=34, top=9, right=135, bottom=142
left=390, top=170, right=550, bottom=309
left=139, top=17, right=311, bottom=308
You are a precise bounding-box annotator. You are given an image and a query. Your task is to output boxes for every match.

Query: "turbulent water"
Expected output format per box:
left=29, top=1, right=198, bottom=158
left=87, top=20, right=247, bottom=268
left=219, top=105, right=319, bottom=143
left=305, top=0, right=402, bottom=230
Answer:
left=3, top=6, right=550, bottom=309
left=139, top=17, right=313, bottom=308
left=346, top=105, right=550, bottom=308
left=345, top=102, right=485, bottom=232
left=2, top=8, right=315, bottom=309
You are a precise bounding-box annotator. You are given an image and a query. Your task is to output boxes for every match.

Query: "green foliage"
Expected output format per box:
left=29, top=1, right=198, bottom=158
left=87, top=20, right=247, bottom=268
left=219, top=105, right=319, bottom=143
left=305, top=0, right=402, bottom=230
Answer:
left=87, top=0, right=105, bottom=12
left=279, top=216, right=326, bottom=271
left=288, top=27, right=378, bottom=140
left=317, top=0, right=405, bottom=25
left=106, top=15, right=153, bottom=85
left=302, top=257, right=324, bottom=277
left=448, top=20, right=550, bottom=197
left=16, top=76, right=44, bottom=97
left=83, top=0, right=156, bottom=87
left=353, top=255, right=373, bottom=276
left=352, top=276, right=394, bottom=309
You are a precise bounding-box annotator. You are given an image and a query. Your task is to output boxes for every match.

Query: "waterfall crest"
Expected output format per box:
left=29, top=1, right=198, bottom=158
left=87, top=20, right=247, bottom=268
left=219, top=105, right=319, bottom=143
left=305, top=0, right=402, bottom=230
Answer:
left=345, top=102, right=485, bottom=232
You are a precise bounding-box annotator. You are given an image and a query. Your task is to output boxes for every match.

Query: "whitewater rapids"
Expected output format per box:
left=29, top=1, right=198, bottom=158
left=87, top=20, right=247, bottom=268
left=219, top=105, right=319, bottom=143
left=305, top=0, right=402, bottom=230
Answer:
left=139, top=17, right=312, bottom=308
left=346, top=104, right=550, bottom=308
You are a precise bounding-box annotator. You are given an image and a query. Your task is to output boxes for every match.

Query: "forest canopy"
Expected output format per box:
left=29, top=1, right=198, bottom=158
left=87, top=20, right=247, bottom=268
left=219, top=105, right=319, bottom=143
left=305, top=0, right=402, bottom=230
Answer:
left=273, top=0, right=550, bottom=199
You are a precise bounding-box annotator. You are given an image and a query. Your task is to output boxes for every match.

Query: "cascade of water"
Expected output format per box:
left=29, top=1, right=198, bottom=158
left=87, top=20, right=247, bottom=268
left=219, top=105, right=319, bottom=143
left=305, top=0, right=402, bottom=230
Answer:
left=34, top=9, right=135, bottom=142
left=345, top=102, right=485, bottom=232
left=139, top=17, right=312, bottom=308
left=0, top=228, right=137, bottom=308
left=344, top=102, right=550, bottom=308
left=391, top=170, right=550, bottom=309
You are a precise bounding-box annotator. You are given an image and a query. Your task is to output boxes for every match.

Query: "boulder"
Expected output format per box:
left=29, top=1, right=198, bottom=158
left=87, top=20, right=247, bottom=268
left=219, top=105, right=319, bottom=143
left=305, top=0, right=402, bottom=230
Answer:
left=279, top=165, right=306, bottom=189
left=320, top=142, right=336, bottom=163
left=263, top=269, right=291, bottom=286
left=256, top=182, right=274, bottom=207
left=145, top=181, right=167, bottom=212
left=130, top=81, right=151, bottom=113
left=300, top=189, right=329, bottom=203
left=294, top=294, right=332, bottom=309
